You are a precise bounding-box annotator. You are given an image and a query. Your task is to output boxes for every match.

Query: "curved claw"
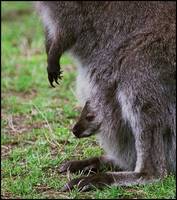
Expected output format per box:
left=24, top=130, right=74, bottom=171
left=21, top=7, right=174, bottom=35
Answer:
left=48, top=74, right=55, bottom=87
left=60, top=177, right=83, bottom=192
left=50, top=82, right=55, bottom=88
left=47, top=66, right=63, bottom=87
left=58, top=72, right=63, bottom=81
left=60, top=176, right=95, bottom=192
left=60, top=173, right=113, bottom=192
left=55, top=80, right=59, bottom=85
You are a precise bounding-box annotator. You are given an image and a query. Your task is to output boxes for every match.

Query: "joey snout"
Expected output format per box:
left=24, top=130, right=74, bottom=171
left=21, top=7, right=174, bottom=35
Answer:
left=72, top=123, right=86, bottom=138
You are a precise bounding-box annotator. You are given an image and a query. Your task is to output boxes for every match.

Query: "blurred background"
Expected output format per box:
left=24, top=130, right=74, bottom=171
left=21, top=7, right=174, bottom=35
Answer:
left=1, top=2, right=176, bottom=199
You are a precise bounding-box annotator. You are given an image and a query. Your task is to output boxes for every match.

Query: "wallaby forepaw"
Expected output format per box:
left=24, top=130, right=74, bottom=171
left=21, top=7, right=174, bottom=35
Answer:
left=47, top=65, right=63, bottom=87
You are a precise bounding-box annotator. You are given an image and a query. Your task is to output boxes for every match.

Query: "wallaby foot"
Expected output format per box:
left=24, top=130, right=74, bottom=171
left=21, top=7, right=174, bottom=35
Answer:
left=60, top=171, right=157, bottom=192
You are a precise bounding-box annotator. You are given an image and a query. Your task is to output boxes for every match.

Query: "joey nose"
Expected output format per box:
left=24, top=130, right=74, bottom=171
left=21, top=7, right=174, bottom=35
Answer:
left=72, top=125, right=77, bottom=134
left=72, top=124, right=82, bottom=138
left=72, top=125, right=79, bottom=137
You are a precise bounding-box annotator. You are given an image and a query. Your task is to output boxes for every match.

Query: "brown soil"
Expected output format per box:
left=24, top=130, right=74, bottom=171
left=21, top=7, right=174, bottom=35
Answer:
left=1, top=191, right=21, bottom=199
left=4, top=89, right=38, bottom=100
left=1, top=113, right=46, bottom=158
left=3, top=114, right=46, bottom=135
left=2, top=8, right=32, bottom=22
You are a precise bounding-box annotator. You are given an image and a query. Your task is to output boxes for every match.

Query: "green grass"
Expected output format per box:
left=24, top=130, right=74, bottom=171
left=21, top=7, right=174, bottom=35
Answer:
left=1, top=1, right=176, bottom=199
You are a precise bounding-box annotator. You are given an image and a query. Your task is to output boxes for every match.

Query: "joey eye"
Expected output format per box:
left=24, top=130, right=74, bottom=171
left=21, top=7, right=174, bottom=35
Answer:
left=86, top=114, right=95, bottom=121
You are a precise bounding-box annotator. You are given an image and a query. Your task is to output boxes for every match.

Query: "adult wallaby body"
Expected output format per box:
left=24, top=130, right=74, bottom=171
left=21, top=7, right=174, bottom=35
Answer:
left=35, top=1, right=176, bottom=191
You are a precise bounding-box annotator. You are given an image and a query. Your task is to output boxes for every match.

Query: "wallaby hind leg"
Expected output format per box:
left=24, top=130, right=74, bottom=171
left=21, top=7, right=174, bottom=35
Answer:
left=118, top=90, right=168, bottom=177
left=59, top=155, right=117, bottom=174
left=60, top=171, right=158, bottom=192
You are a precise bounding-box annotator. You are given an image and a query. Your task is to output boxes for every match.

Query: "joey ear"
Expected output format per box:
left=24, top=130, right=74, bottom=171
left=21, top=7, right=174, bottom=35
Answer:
left=86, top=100, right=91, bottom=106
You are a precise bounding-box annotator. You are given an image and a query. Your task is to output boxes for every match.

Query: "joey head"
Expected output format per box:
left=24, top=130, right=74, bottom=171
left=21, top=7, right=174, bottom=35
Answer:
left=72, top=101, right=101, bottom=138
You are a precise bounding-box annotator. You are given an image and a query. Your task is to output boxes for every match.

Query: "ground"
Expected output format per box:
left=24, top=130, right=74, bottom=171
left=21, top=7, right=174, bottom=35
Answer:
left=1, top=1, right=176, bottom=199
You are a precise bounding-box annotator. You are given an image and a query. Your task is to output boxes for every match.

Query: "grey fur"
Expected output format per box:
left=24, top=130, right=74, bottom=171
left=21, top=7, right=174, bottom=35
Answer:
left=35, top=1, right=176, bottom=191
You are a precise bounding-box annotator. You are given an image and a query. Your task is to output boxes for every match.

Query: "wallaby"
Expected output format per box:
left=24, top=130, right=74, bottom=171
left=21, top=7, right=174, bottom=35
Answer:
left=35, top=1, right=176, bottom=191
